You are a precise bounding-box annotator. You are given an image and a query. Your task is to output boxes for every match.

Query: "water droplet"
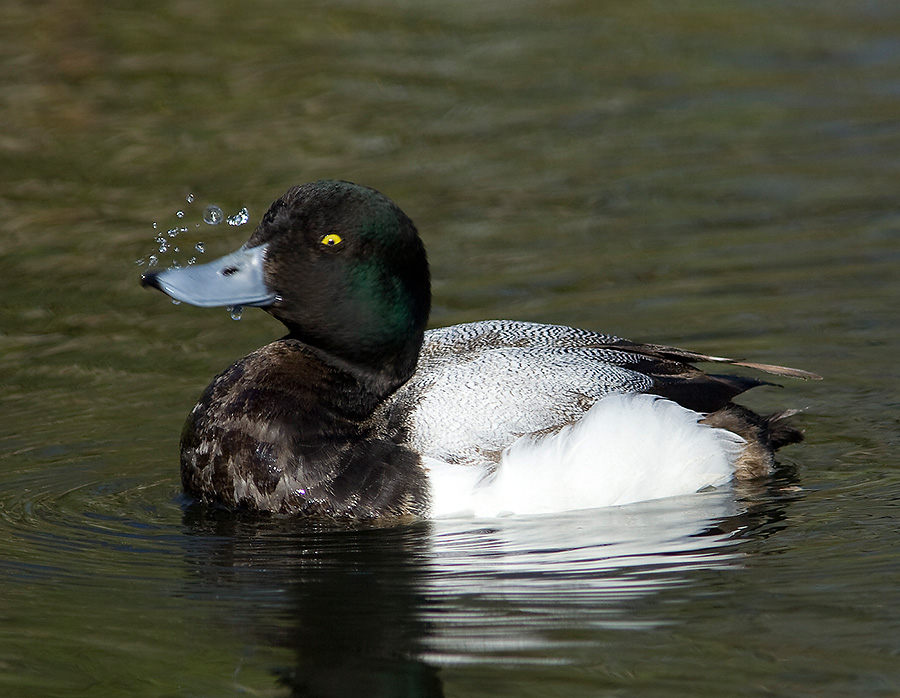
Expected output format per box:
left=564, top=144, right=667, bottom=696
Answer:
left=186, top=193, right=194, bottom=204
left=158, top=241, right=169, bottom=253
left=167, top=227, right=179, bottom=238
left=195, top=242, right=205, bottom=254
left=170, top=260, right=181, bottom=269
left=227, top=305, right=243, bottom=321
left=172, top=299, right=181, bottom=305
left=152, top=222, right=158, bottom=230
left=188, top=257, right=197, bottom=265
left=135, top=258, right=145, bottom=266
left=226, top=207, right=249, bottom=226
left=173, top=246, right=179, bottom=253
left=148, top=255, right=158, bottom=267
left=176, top=210, right=185, bottom=218
left=203, top=205, right=224, bottom=225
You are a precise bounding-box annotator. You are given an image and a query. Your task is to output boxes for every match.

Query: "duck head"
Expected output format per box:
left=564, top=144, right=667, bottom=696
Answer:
left=142, top=180, right=431, bottom=382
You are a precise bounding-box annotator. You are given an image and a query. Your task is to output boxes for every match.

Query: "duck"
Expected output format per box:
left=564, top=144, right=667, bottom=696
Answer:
left=141, top=180, right=820, bottom=519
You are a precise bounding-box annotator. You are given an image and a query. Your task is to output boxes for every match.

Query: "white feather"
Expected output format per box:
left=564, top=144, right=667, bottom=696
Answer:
left=425, top=393, right=744, bottom=518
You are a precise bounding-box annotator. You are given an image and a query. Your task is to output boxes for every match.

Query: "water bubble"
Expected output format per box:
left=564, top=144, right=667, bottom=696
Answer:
left=203, top=205, right=224, bottom=225
left=226, top=207, right=249, bottom=226
left=176, top=210, right=185, bottom=218
left=186, top=193, right=194, bottom=204
left=227, top=305, right=243, bottom=321
left=195, top=242, right=205, bottom=254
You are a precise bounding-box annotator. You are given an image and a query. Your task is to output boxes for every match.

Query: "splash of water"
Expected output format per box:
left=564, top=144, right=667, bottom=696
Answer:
left=203, top=206, right=223, bottom=225
left=226, top=207, right=249, bottom=226
left=138, top=196, right=249, bottom=269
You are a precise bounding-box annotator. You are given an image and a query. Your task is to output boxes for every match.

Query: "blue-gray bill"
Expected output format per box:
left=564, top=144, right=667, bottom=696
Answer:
left=141, top=243, right=275, bottom=307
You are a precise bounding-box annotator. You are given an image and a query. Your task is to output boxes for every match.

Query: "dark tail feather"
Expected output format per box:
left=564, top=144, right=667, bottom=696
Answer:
left=766, top=409, right=805, bottom=450
left=703, top=404, right=806, bottom=479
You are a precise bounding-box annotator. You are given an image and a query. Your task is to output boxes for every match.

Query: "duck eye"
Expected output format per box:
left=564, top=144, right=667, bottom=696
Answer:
left=320, top=233, right=343, bottom=246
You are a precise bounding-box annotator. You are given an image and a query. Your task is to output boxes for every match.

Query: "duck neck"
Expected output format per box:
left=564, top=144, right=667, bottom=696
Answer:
left=284, top=326, right=425, bottom=406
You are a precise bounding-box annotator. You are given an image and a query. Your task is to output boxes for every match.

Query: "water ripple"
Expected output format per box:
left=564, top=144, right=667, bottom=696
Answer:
left=0, top=461, right=183, bottom=585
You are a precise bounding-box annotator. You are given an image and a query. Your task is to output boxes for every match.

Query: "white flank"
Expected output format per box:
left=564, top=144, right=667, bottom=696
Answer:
left=425, top=393, right=745, bottom=518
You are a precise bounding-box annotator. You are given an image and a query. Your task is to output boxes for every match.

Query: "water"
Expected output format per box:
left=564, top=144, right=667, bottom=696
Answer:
left=202, top=207, right=223, bottom=226
left=2, top=0, right=899, bottom=695
left=226, top=207, right=250, bottom=227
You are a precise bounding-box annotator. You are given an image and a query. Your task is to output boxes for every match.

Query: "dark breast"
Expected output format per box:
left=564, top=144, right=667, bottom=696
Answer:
left=180, top=340, right=429, bottom=517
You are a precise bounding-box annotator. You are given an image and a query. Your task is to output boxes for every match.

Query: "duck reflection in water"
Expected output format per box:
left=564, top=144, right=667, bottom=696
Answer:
left=180, top=509, right=443, bottom=697
left=177, top=478, right=799, bottom=696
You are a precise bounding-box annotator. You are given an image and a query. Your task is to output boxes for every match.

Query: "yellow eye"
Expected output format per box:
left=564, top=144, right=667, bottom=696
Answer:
left=320, top=233, right=343, bottom=246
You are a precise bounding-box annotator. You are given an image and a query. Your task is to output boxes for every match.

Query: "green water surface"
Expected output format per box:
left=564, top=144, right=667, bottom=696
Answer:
left=1, top=1, right=899, bottom=696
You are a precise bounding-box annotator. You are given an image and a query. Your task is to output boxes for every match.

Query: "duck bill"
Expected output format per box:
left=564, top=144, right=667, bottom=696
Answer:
left=141, top=243, right=276, bottom=308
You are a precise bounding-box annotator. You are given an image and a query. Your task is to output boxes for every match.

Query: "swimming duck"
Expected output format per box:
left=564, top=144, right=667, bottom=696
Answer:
left=141, top=180, right=819, bottom=518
